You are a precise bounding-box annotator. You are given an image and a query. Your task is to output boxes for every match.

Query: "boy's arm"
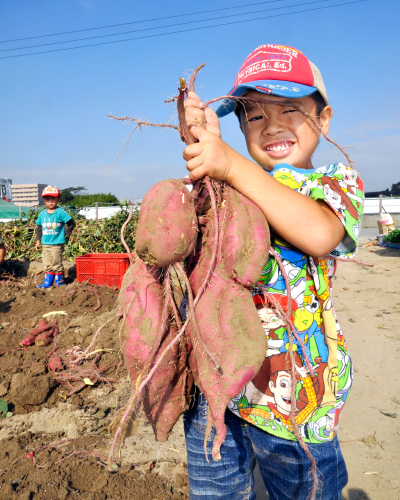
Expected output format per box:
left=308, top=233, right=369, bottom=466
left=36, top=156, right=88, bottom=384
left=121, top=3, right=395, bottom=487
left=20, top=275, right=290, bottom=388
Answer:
left=0, top=241, right=5, bottom=265
left=183, top=98, right=344, bottom=257
left=65, top=218, right=75, bottom=237
left=35, top=225, right=42, bottom=250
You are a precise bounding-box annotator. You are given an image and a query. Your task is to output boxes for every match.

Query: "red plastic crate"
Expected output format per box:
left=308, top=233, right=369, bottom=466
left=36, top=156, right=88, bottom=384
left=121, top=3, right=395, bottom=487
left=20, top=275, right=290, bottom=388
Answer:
left=75, top=253, right=131, bottom=288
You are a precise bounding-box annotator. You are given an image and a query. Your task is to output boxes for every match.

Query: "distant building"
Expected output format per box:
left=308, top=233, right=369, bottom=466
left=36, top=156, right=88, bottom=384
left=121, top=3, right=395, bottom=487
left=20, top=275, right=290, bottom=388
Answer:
left=11, top=183, right=48, bottom=207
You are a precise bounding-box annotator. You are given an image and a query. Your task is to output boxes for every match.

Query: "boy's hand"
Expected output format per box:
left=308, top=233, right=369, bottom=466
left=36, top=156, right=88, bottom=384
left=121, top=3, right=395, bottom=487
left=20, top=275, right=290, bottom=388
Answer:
left=35, top=240, right=41, bottom=251
left=184, top=91, right=221, bottom=138
left=183, top=126, right=238, bottom=182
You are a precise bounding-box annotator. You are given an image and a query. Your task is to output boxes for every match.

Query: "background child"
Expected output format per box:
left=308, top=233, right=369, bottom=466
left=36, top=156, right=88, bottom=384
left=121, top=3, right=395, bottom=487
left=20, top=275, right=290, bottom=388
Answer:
left=183, top=44, right=364, bottom=499
left=35, top=186, right=75, bottom=288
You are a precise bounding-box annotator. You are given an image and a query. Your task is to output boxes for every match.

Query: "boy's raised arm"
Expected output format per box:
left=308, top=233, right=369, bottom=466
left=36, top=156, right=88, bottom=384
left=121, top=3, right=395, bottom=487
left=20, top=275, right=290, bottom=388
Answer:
left=183, top=124, right=345, bottom=257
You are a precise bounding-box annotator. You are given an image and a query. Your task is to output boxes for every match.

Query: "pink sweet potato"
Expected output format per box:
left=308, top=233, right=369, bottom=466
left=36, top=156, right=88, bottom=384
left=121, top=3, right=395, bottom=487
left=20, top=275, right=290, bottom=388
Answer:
left=20, top=334, right=36, bottom=347
left=187, top=274, right=267, bottom=460
left=142, top=320, right=193, bottom=441
left=35, top=326, right=55, bottom=346
left=29, top=318, right=51, bottom=336
left=119, top=258, right=167, bottom=385
left=135, top=179, right=198, bottom=267
left=188, top=184, right=270, bottom=292
left=220, top=186, right=270, bottom=287
left=184, top=182, right=270, bottom=459
left=48, top=355, right=64, bottom=372
left=118, top=178, right=270, bottom=460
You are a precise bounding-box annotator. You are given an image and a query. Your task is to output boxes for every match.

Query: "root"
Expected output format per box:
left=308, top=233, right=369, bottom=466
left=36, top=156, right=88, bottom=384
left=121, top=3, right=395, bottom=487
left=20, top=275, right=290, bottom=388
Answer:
left=175, top=261, right=220, bottom=372
left=120, top=201, right=135, bottom=263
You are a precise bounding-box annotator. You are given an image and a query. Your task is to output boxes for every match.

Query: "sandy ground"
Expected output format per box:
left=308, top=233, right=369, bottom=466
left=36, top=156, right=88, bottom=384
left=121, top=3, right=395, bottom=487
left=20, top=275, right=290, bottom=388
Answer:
left=334, top=242, right=400, bottom=500
left=0, top=241, right=399, bottom=499
left=252, top=239, right=400, bottom=500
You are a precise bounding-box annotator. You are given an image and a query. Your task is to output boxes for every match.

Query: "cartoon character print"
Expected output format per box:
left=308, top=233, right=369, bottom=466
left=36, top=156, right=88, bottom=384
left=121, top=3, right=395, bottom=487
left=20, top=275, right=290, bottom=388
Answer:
left=253, top=293, right=298, bottom=356
left=42, top=216, right=63, bottom=237
left=335, top=165, right=364, bottom=205
left=303, top=405, right=338, bottom=442
left=259, top=241, right=307, bottom=306
left=232, top=163, right=362, bottom=443
left=234, top=352, right=328, bottom=440
left=273, top=168, right=305, bottom=190
left=320, top=176, right=360, bottom=222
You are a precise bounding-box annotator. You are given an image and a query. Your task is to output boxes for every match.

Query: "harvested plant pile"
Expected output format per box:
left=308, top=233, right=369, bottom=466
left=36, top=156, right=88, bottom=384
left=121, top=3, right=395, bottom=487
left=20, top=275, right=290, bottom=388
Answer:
left=1, top=206, right=138, bottom=262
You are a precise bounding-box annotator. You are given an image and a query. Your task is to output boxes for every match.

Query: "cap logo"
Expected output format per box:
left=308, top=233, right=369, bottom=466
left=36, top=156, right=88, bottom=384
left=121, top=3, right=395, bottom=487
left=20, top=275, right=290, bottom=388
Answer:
left=236, top=50, right=293, bottom=86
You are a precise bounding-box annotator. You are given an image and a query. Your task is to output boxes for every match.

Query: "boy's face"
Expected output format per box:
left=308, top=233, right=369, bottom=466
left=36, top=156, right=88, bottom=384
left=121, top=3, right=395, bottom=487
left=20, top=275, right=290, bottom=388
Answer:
left=239, top=92, right=332, bottom=171
left=43, top=196, right=59, bottom=210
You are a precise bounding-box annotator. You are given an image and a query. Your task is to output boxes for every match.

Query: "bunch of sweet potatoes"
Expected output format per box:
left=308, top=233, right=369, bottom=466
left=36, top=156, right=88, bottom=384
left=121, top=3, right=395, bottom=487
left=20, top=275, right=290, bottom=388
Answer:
left=20, top=318, right=59, bottom=347
left=117, top=176, right=270, bottom=460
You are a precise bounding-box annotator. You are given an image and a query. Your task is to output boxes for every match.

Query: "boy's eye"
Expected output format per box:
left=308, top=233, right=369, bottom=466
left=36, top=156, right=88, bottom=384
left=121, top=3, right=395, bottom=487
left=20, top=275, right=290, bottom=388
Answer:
left=248, top=115, right=263, bottom=122
left=282, top=108, right=297, bottom=114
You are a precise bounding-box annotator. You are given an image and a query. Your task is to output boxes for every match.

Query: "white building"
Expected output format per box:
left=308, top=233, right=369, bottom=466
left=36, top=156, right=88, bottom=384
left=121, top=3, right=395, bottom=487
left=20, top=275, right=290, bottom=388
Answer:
left=11, top=183, right=48, bottom=207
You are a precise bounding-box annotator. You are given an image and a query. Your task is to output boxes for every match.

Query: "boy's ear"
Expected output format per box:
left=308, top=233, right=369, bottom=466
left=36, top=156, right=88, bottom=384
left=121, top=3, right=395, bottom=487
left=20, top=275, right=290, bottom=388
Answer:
left=320, top=105, right=333, bottom=134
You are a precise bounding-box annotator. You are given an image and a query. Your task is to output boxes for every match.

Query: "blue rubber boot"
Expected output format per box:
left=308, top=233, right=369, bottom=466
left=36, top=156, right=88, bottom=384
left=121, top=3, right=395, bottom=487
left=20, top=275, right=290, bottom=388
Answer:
left=37, top=272, right=55, bottom=289
left=54, top=273, right=65, bottom=286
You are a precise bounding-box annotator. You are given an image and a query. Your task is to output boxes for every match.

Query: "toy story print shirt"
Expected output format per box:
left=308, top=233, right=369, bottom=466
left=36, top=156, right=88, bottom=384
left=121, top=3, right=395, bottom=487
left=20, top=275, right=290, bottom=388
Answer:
left=228, top=163, right=364, bottom=444
left=36, top=207, right=72, bottom=245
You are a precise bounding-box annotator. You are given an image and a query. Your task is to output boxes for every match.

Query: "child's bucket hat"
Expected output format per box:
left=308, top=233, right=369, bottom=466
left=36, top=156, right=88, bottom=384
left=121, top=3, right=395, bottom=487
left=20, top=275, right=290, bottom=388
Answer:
left=216, top=44, right=328, bottom=117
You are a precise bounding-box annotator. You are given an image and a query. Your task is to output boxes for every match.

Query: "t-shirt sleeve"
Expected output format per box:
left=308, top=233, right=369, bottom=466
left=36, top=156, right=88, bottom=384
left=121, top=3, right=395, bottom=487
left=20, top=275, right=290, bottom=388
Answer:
left=305, top=163, right=364, bottom=257
left=59, top=208, right=72, bottom=224
left=36, top=211, right=43, bottom=226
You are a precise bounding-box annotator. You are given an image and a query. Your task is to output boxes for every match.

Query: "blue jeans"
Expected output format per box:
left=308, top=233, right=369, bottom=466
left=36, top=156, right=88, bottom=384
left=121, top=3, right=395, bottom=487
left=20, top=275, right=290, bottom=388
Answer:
left=184, top=392, right=348, bottom=500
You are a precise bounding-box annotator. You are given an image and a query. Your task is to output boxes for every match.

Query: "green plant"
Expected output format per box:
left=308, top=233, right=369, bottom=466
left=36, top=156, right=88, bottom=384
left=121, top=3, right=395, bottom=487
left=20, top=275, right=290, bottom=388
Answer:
left=1, top=205, right=139, bottom=261
left=0, top=399, right=12, bottom=418
left=383, top=229, right=400, bottom=244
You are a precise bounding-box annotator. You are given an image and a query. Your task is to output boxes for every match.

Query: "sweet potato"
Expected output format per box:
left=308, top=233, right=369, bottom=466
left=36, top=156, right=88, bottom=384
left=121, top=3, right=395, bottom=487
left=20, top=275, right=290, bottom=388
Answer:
left=119, top=178, right=270, bottom=460
left=29, top=318, right=51, bottom=336
left=48, top=355, right=64, bottom=372
left=119, top=258, right=167, bottom=386
left=35, top=326, right=55, bottom=346
left=220, top=186, right=270, bottom=287
left=187, top=274, right=267, bottom=460
left=135, top=179, right=198, bottom=267
left=188, top=183, right=270, bottom=292
left=142, top=320, right=193, bottom=441
left=20, top=334, right=36, bottom=347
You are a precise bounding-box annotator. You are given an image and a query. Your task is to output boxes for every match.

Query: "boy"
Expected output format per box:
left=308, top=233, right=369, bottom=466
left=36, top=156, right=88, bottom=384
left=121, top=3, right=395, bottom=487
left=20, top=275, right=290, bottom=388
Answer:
left=183, top=44, right=363, bottom=499
left=35, top=186, right=75, bottom=288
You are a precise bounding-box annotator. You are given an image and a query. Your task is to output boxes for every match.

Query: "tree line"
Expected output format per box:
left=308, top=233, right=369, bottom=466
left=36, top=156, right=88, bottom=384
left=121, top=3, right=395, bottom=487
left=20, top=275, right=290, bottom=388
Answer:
left=60, top=187, right=120, bottom=208
left=365, top=181, right=400, bottom=198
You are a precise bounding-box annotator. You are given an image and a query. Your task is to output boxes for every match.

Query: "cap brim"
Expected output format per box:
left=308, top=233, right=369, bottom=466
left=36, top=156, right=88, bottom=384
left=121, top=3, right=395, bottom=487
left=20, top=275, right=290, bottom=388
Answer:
left=215, top=80, right=318, bottom=118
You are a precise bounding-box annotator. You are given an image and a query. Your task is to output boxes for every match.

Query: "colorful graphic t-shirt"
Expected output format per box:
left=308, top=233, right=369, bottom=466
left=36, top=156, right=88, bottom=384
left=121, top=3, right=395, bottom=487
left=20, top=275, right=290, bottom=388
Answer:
left=227, top=163, right=364, bottom=444
left=36, top=207, right=72, bottom=245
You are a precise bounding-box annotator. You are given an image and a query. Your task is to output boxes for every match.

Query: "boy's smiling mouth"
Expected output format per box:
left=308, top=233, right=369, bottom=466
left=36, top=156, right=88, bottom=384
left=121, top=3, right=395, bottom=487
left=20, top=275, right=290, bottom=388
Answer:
left=263, top=140, right=294, bottom=156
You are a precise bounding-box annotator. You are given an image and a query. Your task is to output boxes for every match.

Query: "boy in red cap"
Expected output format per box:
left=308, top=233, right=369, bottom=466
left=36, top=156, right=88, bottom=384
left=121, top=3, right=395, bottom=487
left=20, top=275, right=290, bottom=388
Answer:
left=183, top=44, right=364, bottom=499
left=35, top=186, right=75, bottom=288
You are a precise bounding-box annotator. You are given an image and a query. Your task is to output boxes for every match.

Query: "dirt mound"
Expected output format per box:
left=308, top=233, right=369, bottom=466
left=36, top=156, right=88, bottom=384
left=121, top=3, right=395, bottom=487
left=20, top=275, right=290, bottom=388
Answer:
left=0, top=261, right=189, bottom=499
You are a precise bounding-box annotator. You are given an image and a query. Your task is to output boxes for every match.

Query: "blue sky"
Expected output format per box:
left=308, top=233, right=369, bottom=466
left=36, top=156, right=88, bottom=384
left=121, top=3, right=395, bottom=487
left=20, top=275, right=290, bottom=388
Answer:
left=0, top=0, right=399, bottom=200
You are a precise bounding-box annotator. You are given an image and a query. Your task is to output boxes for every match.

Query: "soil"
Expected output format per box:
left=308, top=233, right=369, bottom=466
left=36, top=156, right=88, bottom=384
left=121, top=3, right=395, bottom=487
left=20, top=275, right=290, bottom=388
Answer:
left=0, top=244, right=399, bottom=500
left=0, top=261, right=188, bottom=500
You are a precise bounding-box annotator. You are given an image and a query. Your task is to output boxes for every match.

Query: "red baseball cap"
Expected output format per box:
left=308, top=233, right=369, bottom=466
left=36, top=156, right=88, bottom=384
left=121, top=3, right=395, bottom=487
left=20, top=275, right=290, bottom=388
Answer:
left=216, top=44, right=328, bottom=117
left=41, top=186, right=60, bottom=197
